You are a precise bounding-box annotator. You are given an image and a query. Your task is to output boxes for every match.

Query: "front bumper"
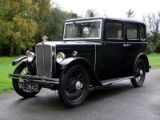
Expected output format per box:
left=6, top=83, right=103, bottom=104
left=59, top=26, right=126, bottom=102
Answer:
left=9, top=74, right=59, bottom=84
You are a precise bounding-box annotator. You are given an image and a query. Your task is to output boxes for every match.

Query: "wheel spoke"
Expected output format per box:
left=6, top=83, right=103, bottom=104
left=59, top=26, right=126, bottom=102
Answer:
left=77, top=73, right=81, bottom=79
left=135, top=64, right=144, bottom=83
left=74, top=70, right=78, bottom=78
left=131, top=60, right=146, bottom=87
left=67, top=87, right=75, bottom=93
left=59, top=65, right=89, bottom=107
left=21, top=67, right=28, bottom=75
left=65, top=69, right=86, bottom=101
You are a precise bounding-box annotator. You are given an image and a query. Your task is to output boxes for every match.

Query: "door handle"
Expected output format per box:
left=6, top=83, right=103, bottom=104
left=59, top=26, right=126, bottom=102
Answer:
left=123, top=44, right=127, bottom=47
left=123, top=44, right=131, bottom=47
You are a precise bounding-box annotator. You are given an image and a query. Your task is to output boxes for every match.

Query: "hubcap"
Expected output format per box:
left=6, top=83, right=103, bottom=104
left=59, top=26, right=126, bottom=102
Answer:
left=140, top=70, right=143, bottom=76
left=75, top=81, right=83, bottom=90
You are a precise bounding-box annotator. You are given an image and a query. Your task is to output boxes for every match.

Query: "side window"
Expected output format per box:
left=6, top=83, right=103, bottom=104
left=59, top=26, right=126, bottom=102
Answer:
left=106, top=22, right=123, bottom=40
left=127, top=24, right=138, bottom=40
left=140, top=25, right=146, bottom=41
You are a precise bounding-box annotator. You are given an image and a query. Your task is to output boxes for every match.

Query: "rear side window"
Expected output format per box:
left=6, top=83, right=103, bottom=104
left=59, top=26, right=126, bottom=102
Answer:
left=106, top=22, right=123, bottom=40
left=127, top=24, right=138, bottom=40
left=140, top=25, right=146, bottom=41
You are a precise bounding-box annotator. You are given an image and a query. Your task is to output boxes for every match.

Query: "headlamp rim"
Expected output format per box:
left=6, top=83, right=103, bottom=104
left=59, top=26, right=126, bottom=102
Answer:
left=27, top=52, right=35, bottom=62
left=56, top=52, right=65, bottom=63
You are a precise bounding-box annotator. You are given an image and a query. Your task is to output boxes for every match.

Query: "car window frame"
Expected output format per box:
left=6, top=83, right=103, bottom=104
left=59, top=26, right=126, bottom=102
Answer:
left=104, top=20, right=124, bottom=41
left=126, top=23, right=139, bottom=41
left=139, top=24, right=147, bottom=41
left=63, top=19, right=103, bottom=41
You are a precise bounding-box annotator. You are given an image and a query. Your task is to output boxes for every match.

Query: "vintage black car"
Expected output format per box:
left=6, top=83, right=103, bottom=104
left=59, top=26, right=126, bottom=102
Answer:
left=9, top=17, right=150, bottom=107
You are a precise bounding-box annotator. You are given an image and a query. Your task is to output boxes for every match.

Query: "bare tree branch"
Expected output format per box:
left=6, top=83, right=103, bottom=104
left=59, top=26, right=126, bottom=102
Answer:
left=85, top=9, right=99, bottom=17
left=143, top=11, right=160, bottom=44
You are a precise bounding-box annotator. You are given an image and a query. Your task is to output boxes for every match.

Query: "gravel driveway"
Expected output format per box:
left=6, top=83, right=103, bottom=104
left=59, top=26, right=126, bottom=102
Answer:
left=0, top=68, right=160, bottom=120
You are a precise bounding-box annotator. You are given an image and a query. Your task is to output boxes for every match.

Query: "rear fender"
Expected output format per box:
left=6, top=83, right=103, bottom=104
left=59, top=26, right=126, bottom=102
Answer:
left=134, top=53, right=150, bottom=72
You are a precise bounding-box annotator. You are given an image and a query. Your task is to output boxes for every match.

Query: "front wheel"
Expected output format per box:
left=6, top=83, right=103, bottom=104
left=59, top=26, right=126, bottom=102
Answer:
left=12, top=62, right=41, bottom=98
left=131, top=59, right=146, bottom=87
left=58, top=65, right=89, bottom=107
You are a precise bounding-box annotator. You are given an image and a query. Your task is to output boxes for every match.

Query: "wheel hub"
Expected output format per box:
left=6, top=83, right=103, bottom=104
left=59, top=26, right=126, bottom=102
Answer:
left=140, top=70, right=143, bottom=76
left=75, top=81, right=83, bottom=90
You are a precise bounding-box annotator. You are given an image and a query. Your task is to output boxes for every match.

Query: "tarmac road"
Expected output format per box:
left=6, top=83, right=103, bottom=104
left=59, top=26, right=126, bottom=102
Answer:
left=0, top=69, right=160, bottom=120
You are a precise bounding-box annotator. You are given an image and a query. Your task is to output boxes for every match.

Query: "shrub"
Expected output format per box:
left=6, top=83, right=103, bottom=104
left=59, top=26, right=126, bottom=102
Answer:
left=146, top=42, right=155, bottom=54
left=155, top=40, right=160, bottom=53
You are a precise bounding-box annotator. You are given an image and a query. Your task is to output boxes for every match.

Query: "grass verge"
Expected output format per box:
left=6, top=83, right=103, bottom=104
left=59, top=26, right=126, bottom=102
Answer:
left=0, top=57, right=17, bottom=93
left=147, top=53, right=160, bottom=68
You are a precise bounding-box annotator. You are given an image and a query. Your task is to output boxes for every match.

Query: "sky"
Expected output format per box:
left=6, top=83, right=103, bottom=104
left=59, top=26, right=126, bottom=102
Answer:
left=52, top=0, right=160, bottom=20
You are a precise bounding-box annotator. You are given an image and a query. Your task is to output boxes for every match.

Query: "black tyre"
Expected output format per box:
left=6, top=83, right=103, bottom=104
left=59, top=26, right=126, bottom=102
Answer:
left=12, top=62, right=41, bottom=98
left=58, top=65, right=89, bottom=107
left=131, top=59, right=146, bottom=87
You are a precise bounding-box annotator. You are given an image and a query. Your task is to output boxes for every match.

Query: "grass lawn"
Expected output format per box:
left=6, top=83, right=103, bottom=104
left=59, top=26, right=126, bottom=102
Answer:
left=0, top=54, right=160, bottom=94
left=0, top=57, right=17, bottom=93
left=147, top=53, right=160, bottom=68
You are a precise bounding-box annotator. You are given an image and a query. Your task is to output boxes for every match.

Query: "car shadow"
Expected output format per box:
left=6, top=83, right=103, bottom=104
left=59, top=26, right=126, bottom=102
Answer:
left=13, top=81, right=134, bottom=111
left=87, top=82, right=133, bottom=102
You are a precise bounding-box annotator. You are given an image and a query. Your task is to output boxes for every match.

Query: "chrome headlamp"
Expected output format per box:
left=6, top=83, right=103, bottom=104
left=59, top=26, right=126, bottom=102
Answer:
left=27, top=52, right=35, bottom=62
left=56, top=52, right=65, bottom=63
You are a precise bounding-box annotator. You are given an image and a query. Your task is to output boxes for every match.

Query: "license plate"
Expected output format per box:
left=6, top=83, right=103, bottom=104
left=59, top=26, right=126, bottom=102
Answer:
left=18, top=82, right=39, bottom=92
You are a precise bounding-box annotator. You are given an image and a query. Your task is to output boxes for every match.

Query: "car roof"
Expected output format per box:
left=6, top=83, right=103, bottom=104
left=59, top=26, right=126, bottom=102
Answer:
left=65, top=17, right=145, bottom=24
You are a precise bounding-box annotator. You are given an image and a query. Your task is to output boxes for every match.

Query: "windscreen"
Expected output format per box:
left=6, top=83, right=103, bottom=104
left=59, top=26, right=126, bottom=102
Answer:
left=63, top=20, right=102, bottom=40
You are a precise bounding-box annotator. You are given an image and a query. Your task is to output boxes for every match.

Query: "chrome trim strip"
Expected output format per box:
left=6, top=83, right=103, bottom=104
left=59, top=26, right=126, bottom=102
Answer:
left=104, top=42, right=126, bottom=44
left=49, top=44, right=53, bottom=77
left=126, top=42, right=147, bottom=44
left=35, top=45, right=39, bottom=76
left=63, top=38, right=101, bottom=40
left=127, top=39, right=139, bottom=41
left=43, top=44, right=45, bottom=76
left=94, top=43, right=96, bottom=71
left=52, top=45, right=56, bottom=73
left=103, top=41, right=147, bottom=44
left=9, top=74, right=59, bottom=84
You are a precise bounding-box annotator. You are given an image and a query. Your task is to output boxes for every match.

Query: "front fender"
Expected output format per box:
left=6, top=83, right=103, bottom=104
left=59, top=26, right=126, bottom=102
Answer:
left=59, top=57, right=102, bottom=86
left=60, top=57, right=81, bottom=69
left=12, top=56, right=27, bottom=66
left=59, top=57, right=93, bottom=70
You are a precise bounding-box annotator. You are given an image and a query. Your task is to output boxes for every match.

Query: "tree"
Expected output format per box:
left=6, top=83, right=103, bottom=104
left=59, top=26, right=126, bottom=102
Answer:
left=143, top=12, right=160, bottom=45
left=46, top=6, right=66, bottom=41
left=46, top=5, right=78, bottom=41
left=85, top=9, right=99, bottom=17
left=155, top=40, right=160, bottom=52
left=0, top=0, right=79, bottom=55
left=0, top=0, right=37, bottom=56
left=32, top=0, right=51, bottom=43
left=66, top=11, right=78, bottom=19
left=126, top=9, right=134, bottom=18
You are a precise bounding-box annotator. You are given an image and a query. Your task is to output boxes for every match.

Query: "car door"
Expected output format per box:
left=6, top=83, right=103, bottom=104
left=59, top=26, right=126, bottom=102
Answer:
left=100, top=20, right=126, bottom=80
left=124, top=22, right=140, bottom=76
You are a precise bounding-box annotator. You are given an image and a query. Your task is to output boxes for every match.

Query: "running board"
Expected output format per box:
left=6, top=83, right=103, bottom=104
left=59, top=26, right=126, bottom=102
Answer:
left=101, top=76, right=134, bottom=86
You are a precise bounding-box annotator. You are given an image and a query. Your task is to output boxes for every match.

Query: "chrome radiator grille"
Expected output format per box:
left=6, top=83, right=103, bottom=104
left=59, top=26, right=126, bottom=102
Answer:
left=36, top=44, right=52, bottom=78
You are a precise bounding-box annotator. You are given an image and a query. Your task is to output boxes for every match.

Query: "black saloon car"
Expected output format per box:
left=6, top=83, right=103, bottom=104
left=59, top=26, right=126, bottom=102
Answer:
left=9, top=17, right=150, bottom=107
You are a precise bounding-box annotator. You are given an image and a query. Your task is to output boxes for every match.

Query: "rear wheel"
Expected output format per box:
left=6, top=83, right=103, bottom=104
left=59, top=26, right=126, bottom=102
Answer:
left=58, top=65, right=89, bottom=107
left=12, top=62, right=41, bottom=98
left=131, top=59, right=146, bottom=87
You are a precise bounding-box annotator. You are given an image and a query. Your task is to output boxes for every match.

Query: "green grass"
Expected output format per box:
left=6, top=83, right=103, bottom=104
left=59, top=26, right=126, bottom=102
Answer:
left=147, top=53, right=160, bottom=68
left=0, top=54, right=160, bottom=94
left=0, top=57, right=17, bottom=93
